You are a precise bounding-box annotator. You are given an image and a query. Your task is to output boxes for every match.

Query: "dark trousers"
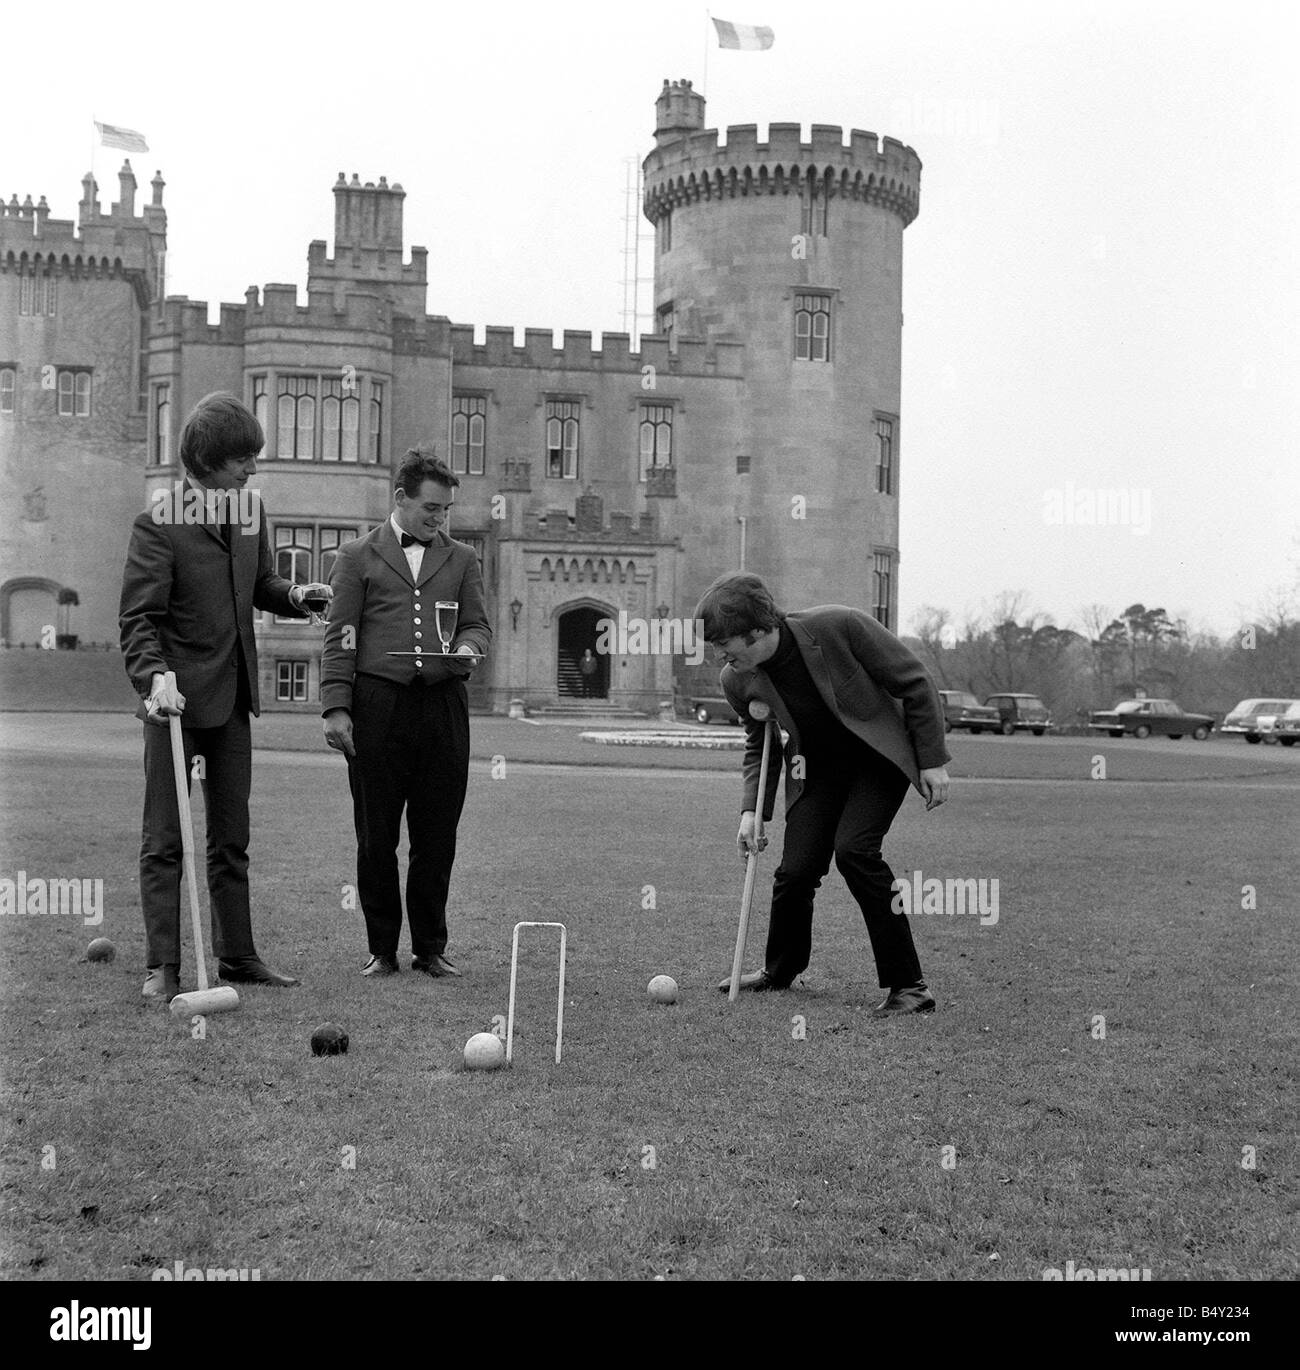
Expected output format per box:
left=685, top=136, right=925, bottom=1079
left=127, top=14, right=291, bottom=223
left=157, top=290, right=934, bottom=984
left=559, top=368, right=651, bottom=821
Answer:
left=765, top=741, right=923, bottom=989
left=346, top=673, right=470, bottom=960
left=139, top=708, right=257, bottom=968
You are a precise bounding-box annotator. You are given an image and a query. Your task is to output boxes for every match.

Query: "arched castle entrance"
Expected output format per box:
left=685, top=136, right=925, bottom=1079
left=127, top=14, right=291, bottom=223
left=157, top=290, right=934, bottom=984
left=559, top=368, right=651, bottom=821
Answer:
left=556, top=603, right=610, bottom=698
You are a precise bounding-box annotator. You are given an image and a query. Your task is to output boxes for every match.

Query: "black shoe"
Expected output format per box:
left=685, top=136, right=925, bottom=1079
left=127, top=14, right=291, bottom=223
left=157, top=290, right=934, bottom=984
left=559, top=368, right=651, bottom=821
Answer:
left=142, top=965, right=180, bottom=1004
left=361, top=954, right=400, bottom=977
left=716, top=968, right=780, bottom=993
left=873, top=983, right=936, bottom=1016
left=217, top=957, right=300, bottom=988
left=412, top=954, right=461, bottom=978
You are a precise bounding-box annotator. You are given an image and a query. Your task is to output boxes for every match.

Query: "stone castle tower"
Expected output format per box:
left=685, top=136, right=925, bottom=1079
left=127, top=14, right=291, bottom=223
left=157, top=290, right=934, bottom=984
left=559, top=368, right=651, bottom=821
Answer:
left=642, top=79, right=921, bottom=622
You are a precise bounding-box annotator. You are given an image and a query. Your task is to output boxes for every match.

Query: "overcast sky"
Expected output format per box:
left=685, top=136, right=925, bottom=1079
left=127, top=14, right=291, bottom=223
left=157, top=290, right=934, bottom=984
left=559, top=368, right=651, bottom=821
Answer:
left=10, top=0, right=1296, bottom=640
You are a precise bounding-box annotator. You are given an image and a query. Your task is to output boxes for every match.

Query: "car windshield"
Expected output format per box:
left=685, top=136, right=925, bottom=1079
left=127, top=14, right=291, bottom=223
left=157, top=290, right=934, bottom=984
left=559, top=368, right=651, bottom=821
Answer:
left=1021, top=698, right=1046, bottom=709
left=953, top=693, right=980, bottom=707
left=1114, top=701, right=1146, bottom=713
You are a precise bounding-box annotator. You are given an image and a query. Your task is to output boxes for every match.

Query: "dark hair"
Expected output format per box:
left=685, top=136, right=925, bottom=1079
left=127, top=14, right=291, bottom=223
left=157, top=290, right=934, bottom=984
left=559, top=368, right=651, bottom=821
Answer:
left=178, top=393, right=263, bottom=479
left=395, top=447, right=460, bottom=497
left=695, top=572, right=783, bottom=642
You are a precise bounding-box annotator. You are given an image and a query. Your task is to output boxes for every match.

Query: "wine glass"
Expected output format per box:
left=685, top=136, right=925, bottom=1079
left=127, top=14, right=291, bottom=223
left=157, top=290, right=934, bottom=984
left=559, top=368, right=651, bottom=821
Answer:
left=302, top=587, right=330, bottom=627
left=435, top=601, right=459, bottom=654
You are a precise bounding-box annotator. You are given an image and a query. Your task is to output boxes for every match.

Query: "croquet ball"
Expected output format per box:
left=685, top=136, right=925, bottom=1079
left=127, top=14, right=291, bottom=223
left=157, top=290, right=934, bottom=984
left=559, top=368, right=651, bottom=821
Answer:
left=310, top=1023, right=349, bottom=1056
left=86, top=938, right=116, bottom=963
left=464, top=1032, right=505, bottom=1070
left=647, top=975, right=679, bottom=1004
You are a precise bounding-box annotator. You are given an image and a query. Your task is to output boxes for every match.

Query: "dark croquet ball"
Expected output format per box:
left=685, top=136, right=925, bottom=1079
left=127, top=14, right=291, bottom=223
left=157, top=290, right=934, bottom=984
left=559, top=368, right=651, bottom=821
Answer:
left=310, top=1023, right=349, bottom=1056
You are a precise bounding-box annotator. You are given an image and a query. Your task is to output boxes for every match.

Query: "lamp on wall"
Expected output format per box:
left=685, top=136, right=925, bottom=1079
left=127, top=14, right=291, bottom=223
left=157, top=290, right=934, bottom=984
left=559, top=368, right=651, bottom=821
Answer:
left=655, top=602, right=670, bottom=622
left=510, top=597, right=523, bottom=631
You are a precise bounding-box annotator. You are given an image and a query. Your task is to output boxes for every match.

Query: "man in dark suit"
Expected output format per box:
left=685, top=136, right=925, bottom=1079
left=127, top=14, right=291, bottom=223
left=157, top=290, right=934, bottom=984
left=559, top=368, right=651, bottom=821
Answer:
left=321, top=450, right=491, bottom=979
left=120, top=392, right=328, bottom=1003
left=699, top=573, right=951, bottom=1014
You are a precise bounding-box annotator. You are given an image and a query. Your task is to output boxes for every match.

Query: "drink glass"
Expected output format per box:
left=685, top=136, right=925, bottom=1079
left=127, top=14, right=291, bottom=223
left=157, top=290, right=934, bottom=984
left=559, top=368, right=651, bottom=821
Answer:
left=435, top=601, right=459, bottom=654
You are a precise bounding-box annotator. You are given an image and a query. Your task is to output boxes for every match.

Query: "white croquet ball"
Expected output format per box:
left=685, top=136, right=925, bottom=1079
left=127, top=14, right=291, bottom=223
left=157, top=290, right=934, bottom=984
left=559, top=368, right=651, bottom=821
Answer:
left=464, top=1032, right=505, bottom=1070
left=647, top=974, right=679, bottom=1004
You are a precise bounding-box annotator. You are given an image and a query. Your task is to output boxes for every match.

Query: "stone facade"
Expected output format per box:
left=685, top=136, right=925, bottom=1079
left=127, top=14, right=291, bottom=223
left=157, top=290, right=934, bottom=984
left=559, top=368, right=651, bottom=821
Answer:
left=0, top=84, right=920, bottom=713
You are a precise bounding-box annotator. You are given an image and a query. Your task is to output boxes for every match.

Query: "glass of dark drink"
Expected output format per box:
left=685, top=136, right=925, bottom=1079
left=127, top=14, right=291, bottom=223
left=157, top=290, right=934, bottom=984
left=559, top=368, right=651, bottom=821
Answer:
left=302, top=588, right=330, bottom=626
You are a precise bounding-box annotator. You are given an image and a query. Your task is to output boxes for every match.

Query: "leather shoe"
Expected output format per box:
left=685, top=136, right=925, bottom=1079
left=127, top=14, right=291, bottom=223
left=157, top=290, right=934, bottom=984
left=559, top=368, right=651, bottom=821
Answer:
left=716, top=968, right=780, bottom=993
left=217, top=957, right=300, bottom=987
left=142, top=965, right=180, bottom=1003
left=412, top=954, right=461, bottom=978
left=361, top=954, right=399, bottom=977
left=873, top=983, right=936, bottom=1016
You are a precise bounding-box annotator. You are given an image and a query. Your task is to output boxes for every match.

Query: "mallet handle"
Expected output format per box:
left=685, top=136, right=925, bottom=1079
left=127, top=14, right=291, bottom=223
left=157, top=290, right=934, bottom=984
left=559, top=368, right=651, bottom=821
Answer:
left=167, top=693, right=210, bottom=993
left=729, top=718, right=774, bottom=1001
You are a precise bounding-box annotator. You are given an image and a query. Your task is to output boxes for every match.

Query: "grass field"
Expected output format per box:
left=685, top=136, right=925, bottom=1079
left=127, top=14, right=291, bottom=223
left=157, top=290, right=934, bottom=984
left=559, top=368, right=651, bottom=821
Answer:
left=1, top=715, right=1295, bottom=1281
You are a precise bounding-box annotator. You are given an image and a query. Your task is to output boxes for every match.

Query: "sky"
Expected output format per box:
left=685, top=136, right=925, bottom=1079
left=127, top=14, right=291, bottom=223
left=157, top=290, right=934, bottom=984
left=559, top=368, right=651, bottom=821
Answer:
left=8, top=0, right=1297, bottom=641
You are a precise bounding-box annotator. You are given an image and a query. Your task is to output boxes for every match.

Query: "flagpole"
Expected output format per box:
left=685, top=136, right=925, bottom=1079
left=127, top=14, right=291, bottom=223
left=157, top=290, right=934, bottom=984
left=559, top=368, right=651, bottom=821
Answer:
left=703, top=10, right=710, bottom=99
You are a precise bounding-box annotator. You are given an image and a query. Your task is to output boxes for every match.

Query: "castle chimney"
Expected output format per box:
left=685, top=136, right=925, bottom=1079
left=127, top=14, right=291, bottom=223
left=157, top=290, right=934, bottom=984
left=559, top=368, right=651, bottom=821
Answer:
left=35, top=195, right=49, bottom=234
left=654, top=78, right=706, bottom=147
left=117, top=160, right=137, bottom=217
left=151, top=170, right=165, bottom=207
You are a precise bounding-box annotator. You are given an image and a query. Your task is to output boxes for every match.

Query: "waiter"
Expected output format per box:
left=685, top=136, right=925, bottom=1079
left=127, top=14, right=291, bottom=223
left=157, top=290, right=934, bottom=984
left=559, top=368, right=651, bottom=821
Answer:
left=321, top=450, right=491, bottom=979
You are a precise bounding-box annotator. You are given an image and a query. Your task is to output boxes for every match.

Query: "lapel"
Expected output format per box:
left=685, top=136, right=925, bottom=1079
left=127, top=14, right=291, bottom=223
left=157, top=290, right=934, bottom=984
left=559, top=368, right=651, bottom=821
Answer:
left=376, top=519, right=415, bottom=586
left=416, top=533, right=454, bottom=589
left=186, top=476, right=226, bottom=550
left=787, top=615, right=842, bottom=719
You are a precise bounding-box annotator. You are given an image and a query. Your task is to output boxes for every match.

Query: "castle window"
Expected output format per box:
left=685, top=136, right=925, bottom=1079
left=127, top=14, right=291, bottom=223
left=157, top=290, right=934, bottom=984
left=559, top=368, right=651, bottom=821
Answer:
left=275, top=525, right=313, bottom=585
left=57, top=369, right=92, bottom=417
left=19, top=273, right=55, bottom=317
left=659, top=210, right=672, bottom=253
left=275, top=660, right=309, bottom=703
left=136, top=314, right=148, bottom=413
left=794, top=293, right=831, bottom=362
left=0, top=368, right=15, bottom=415
left=151, top=383, right=171, bottom=465
left=736, top=453, right=751, bottom=475
left=545, top=400, right=580, bottom=480
left=321, top=379, right=360, bottom=462
left=801, top=170, right=830, bottom=237
left=656, top=303, right=675, bottom=336
left=639, top=403, right=673, bottom=479
left=19, top=276, right=33, bottom=315
left=251, top=376, right=268, bottom=456
left=319, top=526, right=357, bottom=582
left=369, top=382, right=384, bottom=463
left=874, top=415, right=895, bottom=495
left=277, top=376, right=316, bottom=459
left=872, top=551, right=894, bottom=631
left=452, top=394, right=486, bottom=475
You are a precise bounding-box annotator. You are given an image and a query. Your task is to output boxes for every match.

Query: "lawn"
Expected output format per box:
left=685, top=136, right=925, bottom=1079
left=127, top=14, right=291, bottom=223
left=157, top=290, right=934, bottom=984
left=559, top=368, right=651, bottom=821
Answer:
left=0, top=717, right=1295, bottom=1280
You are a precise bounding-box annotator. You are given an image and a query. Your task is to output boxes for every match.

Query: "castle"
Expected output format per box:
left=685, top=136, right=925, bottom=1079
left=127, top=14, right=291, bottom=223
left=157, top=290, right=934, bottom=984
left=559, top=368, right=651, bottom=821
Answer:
left=0, top=81, right=921, bottom=713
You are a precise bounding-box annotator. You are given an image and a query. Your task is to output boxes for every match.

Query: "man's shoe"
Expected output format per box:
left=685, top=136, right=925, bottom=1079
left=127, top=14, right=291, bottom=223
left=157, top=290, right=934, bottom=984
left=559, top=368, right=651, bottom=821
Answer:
left=873, top=983, right=936, bottom=1016
left=361, top=954, right=399, bottom=977
left=412, top=954, right=462, bottom=978
left=217, top=957, right=300, bottom=988
left=142, top=965, right=180, bottom=1003
left=716, top=968, right=780, bottom=993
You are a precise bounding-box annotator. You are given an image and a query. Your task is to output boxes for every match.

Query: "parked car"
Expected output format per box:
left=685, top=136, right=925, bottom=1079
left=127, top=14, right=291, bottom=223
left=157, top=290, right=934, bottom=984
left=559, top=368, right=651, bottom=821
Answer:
left=938, top=690, right=1000, bottom=734
left=690, top=695, right=740, bottom=725
left=1087, top=698, right=1214, bottom=740
left=1220, top=698, right=1298, bottom=744
left=984, top=692, right=1052, bottom=736
left=1270, top=701, right=1300, bottom=747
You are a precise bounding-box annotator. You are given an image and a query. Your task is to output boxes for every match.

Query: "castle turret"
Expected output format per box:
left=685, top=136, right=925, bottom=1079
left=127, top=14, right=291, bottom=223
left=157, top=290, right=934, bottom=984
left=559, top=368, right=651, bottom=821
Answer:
left=642, top=83, right=922, bottom=625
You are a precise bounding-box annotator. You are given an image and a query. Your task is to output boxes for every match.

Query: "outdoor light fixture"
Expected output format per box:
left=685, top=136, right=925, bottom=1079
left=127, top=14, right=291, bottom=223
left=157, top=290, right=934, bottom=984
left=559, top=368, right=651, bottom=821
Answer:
left=510, top=597, right=523, bottom=631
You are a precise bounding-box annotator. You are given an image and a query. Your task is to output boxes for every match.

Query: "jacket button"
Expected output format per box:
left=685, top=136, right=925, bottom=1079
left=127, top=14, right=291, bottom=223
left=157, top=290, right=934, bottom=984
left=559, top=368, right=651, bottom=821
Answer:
left=413, top=617, right=421, bottom=624
left=414, top=632, right=422, bottom=639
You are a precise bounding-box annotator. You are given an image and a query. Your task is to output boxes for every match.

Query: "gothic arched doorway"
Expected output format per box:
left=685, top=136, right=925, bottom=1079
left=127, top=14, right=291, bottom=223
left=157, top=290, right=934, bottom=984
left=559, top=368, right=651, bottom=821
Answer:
left=557, top=605, right=609, bottom=698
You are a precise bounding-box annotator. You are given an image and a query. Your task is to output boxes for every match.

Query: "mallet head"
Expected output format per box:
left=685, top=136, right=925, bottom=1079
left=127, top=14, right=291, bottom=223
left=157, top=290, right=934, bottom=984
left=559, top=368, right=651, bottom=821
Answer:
left=168, top=986, right=240, bottom=1017
left=748, top=700, right=772, bottom=721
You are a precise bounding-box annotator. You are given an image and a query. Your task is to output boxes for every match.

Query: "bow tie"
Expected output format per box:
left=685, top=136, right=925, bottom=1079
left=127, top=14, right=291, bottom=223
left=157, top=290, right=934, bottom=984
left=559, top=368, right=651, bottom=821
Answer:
left=400, top=533, right=433, bottom=549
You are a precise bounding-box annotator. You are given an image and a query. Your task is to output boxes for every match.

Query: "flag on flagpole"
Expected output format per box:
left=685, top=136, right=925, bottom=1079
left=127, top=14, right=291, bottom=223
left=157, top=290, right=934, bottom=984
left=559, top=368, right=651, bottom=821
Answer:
left=712, top=17, right=774, bottom=50
left=95, top=122, right=149, bottom=153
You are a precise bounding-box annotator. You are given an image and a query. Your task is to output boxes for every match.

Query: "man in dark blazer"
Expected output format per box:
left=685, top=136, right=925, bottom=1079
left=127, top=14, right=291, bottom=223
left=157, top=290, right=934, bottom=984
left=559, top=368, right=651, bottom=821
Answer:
left=321, top=450, right=491, bottom=979
left=120, top=392, right=327, bottom=1003
left=699, top=572, right=951, bottom=1014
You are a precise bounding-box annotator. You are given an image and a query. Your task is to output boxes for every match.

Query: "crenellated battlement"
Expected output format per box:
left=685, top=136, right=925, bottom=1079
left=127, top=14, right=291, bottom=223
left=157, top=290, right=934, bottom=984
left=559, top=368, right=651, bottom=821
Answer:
left=154, top=297, right=248, bottom=345
left=239, top=282, right=395, bottom=335
left=449, top=324, right=743, bottom=376
left=643, top=116, right=921, bottom=227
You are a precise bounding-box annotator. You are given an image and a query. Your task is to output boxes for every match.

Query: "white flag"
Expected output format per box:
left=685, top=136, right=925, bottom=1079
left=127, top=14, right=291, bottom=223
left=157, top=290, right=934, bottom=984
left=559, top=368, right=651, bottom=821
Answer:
left=712, top=18, right=775, bottom=50
left=96, top=122, right=149, bottom=153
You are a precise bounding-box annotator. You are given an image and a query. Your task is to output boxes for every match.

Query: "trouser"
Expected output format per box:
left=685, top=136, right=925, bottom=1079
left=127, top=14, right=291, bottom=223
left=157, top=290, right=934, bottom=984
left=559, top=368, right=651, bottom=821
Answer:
left=346, top=673, right=470, bottom=960
left=139, top=707, right=257, bottom=968
left=764, top=741, right=923, bottom=989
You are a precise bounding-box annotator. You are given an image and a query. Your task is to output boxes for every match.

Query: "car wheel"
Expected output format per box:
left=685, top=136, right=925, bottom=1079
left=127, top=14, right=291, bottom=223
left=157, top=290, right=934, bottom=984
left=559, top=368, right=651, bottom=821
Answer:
left=1279, top=737, right=1296, bottom=747
left=1134, top=724, right=1151, bottom=739
left=1000, top=720, right=1015, bottom=736
left=1245, top=734, right=1261, bottom=744
left=1109, top=730, right=1123, bottom=738
left=1032, top=728, right=1045, bottom=736
left=943, top=720, right=952, bottom=733
left=1193, top=725, right=1210, bottom=741
left=695, top=706, right=710, bottom=724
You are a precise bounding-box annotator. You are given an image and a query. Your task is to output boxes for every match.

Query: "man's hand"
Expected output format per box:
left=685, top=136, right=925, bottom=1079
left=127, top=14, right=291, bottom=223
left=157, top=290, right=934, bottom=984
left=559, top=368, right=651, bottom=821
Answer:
left=444, top=643, right=478, bottom=677
left=290, top=583, right=332, bottom=611
left=737, top=809, right=768, bottom=860
left=145, top=672, right=185, bottom=725
left=919, top=766, right=950, bottom=811
left=323, top=708, right=355, bottom=758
